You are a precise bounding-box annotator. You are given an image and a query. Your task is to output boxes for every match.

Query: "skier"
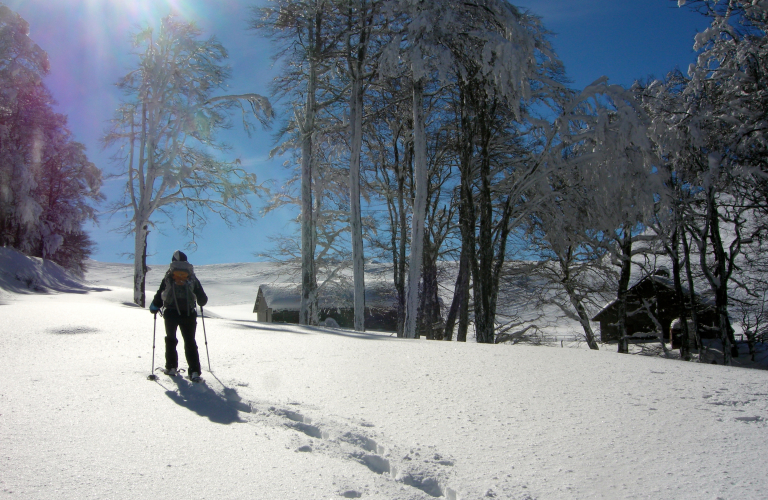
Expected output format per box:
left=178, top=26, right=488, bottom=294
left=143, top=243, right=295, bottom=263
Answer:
left=149, top=250, right=208, bottom=382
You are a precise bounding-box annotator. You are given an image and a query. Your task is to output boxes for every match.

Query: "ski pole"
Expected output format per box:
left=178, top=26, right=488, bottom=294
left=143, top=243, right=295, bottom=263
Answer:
left=148, top=312, right=158, bottom=381
left=201, top=306, right=211, bottom=372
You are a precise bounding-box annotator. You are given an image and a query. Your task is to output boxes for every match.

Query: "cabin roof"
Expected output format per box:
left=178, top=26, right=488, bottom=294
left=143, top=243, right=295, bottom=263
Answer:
left=592, top=274, right=713, bottom=321
left=256, top=281, right=398, bottom=311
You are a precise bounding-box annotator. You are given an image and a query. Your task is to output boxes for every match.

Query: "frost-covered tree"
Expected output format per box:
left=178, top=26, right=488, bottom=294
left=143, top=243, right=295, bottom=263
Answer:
left=523, top=170, right=608, bottom=351
left=522, top=78, right=661, bottom=351
left=32, top=114, right=103, bottom=273
left=343, top=0, right=389, bottom=331
left=562, top=81, right=660, bottom=353
left=661, top=0, right=768, bottom=363
left=378, top=0, right=565, bottom=341
left=105, top=15, right=271, bottom=306
left=252, top=0, right=350, bottom=325
left=366, top=72, right=459, bottom=339
left=376, top=0, right=445, bottom=339
left=0, top=4, right=49, bottom=249
left=255, top=0, right=567, bottom=342
left=418, top=142, right=455, bottom=340
left=364, top=79, right=413, bottom=335
left=260, top=127, right=360, bottom=322
left=0, top=5, right=102, bottom=274
left=637, top=73, right=709, bottom=360
left=392, top=80, right=457, bottom=340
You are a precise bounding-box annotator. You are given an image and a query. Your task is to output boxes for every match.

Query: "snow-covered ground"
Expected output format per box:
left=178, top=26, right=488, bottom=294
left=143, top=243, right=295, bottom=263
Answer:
left=2, top=248, right=768, bottom=499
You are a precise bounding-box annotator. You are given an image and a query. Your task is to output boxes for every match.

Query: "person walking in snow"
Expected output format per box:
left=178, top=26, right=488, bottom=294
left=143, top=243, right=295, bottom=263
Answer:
left=149, top=250, right=208, bottom=382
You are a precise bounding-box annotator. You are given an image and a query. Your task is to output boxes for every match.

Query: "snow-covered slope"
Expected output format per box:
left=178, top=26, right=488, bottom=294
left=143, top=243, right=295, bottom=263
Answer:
left=1, top=253, right=767, bottom=499
left=0, top=247, right=93, bottom=297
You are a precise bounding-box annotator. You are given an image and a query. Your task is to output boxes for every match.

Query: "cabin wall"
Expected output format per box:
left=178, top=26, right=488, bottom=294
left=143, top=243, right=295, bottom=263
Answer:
left=254, top=289, right=273, bottom=323
left=272, top=310, right=300, bottom=324
left=253, top=285, right=404, bottom=333
left=316, top=307, right=399, bottom=332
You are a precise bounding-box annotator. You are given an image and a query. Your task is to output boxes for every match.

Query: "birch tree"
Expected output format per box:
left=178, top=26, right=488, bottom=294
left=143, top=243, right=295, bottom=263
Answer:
left=105, top=15, right=271, bottom=306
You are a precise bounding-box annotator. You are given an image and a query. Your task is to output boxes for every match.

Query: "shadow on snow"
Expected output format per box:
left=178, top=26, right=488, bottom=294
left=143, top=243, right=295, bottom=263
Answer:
left=227, top=319, right=396, bottom=341
left=163, top=376, right=249, bottom=425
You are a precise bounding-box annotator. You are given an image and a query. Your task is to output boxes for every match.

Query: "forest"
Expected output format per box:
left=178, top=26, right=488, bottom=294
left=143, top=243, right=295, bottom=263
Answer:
left=2, top=0, right=768, bottom=365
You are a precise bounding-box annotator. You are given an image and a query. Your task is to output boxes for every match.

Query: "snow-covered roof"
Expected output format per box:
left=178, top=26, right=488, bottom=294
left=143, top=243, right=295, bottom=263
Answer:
left=257, top=281, right=398, bottom=311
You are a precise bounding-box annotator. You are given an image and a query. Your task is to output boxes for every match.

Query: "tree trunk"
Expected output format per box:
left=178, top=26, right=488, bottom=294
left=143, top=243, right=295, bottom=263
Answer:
left=456, top=81, right=477, bottom=343
left=132, top=84, right=150, bottom=309
left=396, top=147, right=409, bottom=336
left=697, top=181, right=737, bottom=365
left=299, top=106, right=315, bottom=326
left=457, top=199, right=472, bottom=343
left=133, top=220, right=149, bottom=307
left=616, top=232, right=632, bottom=354
left=310, top=190, right=320, bottom=325
left=420, top=236, right=441, bottom=339
left=404, top=79, right=427, bottom=339
left=570, top=291, right=600, bottom=350
left=681, top=230, right=703, bottom=360
left=391, top=139, right=409, bottom=338
left=444, top=245, right=470, bottom=341
left=560, top=247, right=599, bottom=350
left=349, top=75, right=366, bottom=332
left=471, top=98, right=503, bottom=344
left=299, top=27, right=318, bottom=326
left=670, top=226, right=692, bottom=360
left=707, top=191, right=738, bottom=363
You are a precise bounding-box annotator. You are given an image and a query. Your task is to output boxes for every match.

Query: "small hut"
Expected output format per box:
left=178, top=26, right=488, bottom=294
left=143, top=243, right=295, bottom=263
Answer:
left=253, top=281, right=399, bottom=332
left=592, top=271, right=718, bottom=344
left=253, top=283, right=300, bottom=324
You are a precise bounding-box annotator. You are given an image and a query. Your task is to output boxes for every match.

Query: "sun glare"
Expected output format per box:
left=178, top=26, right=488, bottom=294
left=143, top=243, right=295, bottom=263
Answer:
left=67, top=0, right=209, bottom=71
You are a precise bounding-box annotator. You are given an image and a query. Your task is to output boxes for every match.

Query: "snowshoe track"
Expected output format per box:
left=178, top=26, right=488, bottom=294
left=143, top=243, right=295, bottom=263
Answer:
left=260, top=403, right=459, bottom=499
left=158, top=373, right=460, bottom=498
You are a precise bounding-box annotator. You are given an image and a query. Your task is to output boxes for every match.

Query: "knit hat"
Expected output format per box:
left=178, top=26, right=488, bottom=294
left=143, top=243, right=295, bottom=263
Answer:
left=172, top=250, right=188, bottom=262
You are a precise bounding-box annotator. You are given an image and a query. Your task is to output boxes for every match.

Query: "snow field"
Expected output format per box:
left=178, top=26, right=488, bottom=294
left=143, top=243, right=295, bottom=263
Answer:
left=1, top=259, right=768, bottom=499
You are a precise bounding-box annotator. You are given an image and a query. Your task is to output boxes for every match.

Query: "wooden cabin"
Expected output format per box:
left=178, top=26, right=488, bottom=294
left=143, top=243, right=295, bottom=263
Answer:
left=253, top=281, right=399, bottom=332
left=592, top=272, right=718, bottom=344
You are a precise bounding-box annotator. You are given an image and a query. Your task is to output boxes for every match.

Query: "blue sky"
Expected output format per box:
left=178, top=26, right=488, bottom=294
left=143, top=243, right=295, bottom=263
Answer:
left=6, top=0, right=709, bottom=265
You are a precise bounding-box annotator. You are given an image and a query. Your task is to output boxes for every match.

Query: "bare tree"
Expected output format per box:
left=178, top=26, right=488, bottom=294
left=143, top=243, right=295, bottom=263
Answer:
left=105, top=16, right=271, bottom=306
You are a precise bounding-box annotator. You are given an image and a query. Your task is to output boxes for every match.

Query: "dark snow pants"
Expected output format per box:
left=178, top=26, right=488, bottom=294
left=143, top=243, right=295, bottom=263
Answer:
left=163, top=309, right=201, bottom=375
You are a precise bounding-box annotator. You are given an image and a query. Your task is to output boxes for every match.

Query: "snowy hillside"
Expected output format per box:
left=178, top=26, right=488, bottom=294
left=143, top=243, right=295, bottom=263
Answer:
left=1, top=248, right=767, bottom=499
left=0, top=248, right=92, bottom=297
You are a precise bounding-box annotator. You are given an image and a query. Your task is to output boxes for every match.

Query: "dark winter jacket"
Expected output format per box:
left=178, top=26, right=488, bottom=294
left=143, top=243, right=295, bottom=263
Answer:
left=151, top=274, right=208, bottom=316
